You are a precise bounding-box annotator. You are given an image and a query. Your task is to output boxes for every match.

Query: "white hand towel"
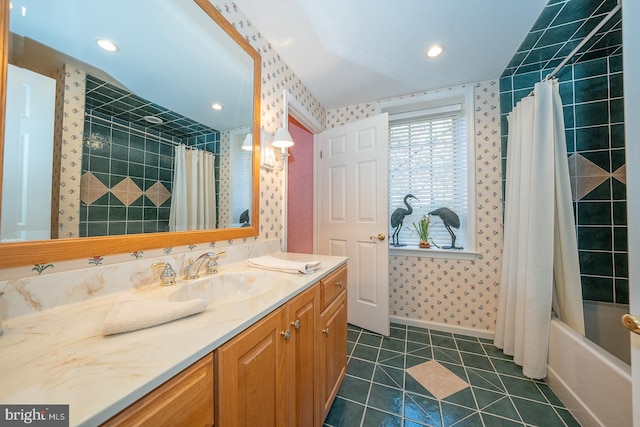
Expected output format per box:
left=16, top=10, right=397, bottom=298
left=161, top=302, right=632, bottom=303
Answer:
left=247, top=255, right=321, bottom=274
left=100, top=293, right=209, bottom=336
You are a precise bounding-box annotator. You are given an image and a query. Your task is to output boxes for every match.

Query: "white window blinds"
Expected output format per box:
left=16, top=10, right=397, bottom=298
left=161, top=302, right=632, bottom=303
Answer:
left=388, top=107, right=468, bottom=248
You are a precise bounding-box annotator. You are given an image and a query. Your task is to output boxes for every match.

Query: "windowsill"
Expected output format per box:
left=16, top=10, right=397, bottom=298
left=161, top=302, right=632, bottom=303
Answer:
left=389, top=245, right=479, bottom=260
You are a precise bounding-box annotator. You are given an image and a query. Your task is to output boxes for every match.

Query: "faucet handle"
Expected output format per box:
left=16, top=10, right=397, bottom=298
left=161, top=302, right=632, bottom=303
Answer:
left=206, top=260, right=218, bottom=275
left=207, top=251, right=226, bottom=274
left=151, top=262, right=177, bottom=287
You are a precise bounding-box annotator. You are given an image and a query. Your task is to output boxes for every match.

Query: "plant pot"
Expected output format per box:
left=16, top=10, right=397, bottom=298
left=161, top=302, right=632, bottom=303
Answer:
left=419, top=241, right=430, bottom=248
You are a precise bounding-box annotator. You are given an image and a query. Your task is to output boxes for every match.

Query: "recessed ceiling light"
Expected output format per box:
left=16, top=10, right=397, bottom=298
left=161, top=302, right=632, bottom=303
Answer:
left=96, top=39, right=118, bottom=52
left=211, top=103, right=223, bottom=111
left=426, top=45, right=444, bottom=58
left=143, top=115, right=164, bottom=125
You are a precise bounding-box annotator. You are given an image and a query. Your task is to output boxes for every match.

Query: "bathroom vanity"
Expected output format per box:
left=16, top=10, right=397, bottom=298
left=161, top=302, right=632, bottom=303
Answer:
left=0, top=254, right=347, bottom=427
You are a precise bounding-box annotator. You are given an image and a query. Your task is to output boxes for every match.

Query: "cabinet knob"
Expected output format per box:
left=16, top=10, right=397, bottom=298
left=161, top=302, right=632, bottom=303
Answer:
left=336, top=281, right=343, bottom=288
left=322, top=327, right=330, bottom=336
left=291, top=319, right=300, bottom=330
left=281, top=329, right=291, bottom=340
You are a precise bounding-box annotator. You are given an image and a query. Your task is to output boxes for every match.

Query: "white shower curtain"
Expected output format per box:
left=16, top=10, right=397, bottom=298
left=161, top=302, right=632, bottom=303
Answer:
left=169, top=145, right=217, bottom=231
left=494, top=79, right=584, bottom=379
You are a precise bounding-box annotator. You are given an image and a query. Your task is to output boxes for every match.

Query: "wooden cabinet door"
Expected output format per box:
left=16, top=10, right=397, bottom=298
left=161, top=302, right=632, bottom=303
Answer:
left=103, top=353, right=214, bottom=427
left=286, top=284, right=320, bottom=427
left=319, top=290, right=348, bottom=421
left=215, top=308, right=289, bottom=427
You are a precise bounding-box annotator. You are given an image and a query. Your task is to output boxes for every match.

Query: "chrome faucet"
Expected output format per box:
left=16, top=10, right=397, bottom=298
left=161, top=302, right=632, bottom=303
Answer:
left=151, top=262, right=177, bottom=286
left=183, top=251, right=226, bottom=280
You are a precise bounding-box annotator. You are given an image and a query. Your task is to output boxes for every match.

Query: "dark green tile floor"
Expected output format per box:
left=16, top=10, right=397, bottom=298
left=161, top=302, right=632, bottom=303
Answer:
left=325, top=323, right=581, bottom=427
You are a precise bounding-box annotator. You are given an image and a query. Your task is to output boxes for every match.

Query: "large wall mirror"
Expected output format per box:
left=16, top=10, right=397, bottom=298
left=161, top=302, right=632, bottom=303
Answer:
left=0, top=0, right=261, bottom=268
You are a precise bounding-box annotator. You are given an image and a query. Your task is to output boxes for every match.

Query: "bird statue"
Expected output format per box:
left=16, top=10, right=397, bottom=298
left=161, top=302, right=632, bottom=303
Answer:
left=239, top=209, right=250, bottom=227
left=390, top=194, right=419, bottom=247
left=429, top=207, right=462, bottom=249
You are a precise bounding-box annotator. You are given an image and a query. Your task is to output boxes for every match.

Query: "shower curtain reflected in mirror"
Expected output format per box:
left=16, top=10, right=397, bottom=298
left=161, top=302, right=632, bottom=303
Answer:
left=169, top=145, right=217, bottom=231
left=494, top=79, right=584, bottom=379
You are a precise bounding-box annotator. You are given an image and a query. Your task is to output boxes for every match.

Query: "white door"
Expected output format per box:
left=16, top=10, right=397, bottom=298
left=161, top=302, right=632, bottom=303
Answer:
left=622, top=1, right=640, bottom=425
left=1, top=65, right=55, bottom=242
left=318, top=114, right=390, bottom=336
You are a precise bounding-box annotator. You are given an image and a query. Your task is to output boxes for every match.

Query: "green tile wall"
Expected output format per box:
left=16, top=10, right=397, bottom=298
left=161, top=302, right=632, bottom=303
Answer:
left=500, top=0, right=627, bottom=304
left=80, top=113, right=220, bottom=237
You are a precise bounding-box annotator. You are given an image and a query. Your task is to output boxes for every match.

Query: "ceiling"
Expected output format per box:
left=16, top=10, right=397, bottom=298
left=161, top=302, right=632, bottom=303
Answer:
left=9, top=0, right=254, bottom=132
left=234, top=0, right=549, bottom=110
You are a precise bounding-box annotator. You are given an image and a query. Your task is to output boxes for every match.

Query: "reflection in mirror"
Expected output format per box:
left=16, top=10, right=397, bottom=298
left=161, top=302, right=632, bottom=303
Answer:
left=0, top=0, right=261, bottom=267
left=1, top=0, right=254, bottom=241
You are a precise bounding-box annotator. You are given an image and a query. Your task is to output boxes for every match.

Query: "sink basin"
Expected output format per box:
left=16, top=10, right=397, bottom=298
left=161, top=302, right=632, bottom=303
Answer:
left=168, top=271, right=282, bottom=304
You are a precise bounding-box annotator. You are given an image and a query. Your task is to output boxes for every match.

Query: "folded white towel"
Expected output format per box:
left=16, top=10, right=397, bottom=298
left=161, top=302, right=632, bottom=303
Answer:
left=100, top=293, right=209, bottom=336
left=247, top=255, right=321, bottom=274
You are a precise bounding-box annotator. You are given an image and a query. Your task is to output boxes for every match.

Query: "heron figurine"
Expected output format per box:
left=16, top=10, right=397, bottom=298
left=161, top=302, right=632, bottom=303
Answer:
left=390, top=194, right=418, bottom=247
left=239, top=209, right=250, bottom=227
left=429, top=207, right=462, bottom=249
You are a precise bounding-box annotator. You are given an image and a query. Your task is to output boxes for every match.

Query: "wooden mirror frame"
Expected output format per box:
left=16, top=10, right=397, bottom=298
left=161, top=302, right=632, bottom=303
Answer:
left=0, top=0, right=261, bottom=268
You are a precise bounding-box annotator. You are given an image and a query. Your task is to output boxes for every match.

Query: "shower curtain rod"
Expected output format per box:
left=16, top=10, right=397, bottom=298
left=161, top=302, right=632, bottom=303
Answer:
left=544, top=1, right=621, bottom=82
left=529, top=0, right=621, bottom=95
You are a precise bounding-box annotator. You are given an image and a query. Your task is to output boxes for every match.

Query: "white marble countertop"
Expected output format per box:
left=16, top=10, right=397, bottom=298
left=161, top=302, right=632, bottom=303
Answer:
left=0, top=252, right=347, bottom=426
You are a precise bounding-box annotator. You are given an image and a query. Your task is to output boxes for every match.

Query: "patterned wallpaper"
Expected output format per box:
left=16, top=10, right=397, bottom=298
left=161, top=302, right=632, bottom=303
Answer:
left=326, top=81, right=503, bottom=332
left=0, top=0, right=326, bottom=279
left=57, top=65, right=85, bottom=238
left=217, top=1, right=326, bottom=244
left=218, top=130, right=232, bottom=228
left=1, top=2, right=502, bottom=336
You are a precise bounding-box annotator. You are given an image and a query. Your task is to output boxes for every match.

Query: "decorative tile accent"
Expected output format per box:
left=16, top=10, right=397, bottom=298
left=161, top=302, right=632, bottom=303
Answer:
left=110, top=177, right=143, bottom=206
left=406, top=360, right=469, bottom=400
left=336, top=323, right=580, bottom=426
left=80, top=172, right=108, bottom=205
left=81, top=73, right=220, bottom=236
left=612, top=164, right=626, bottom=184
left=569, top=153, right=609, bottom=200
left=0, top=1, right=326, bottom=297
left=144, top=181, right=171, bottom=207
left=573, top=153, right=608, bottom=178
left=501, top=1, right=627, bottom=306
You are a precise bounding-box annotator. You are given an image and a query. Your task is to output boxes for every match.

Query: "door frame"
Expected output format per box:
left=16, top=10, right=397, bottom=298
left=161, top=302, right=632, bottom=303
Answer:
left=622, top=0, right=640, bottom=423
left=281, top=90, right=323, bottom=253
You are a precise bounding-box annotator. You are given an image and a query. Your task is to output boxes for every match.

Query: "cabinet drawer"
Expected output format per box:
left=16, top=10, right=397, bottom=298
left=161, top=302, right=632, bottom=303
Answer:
left=320, top=264, right=347, bottom=310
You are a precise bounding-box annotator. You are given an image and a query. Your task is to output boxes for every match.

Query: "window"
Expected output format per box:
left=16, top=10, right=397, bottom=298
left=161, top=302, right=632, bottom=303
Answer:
left=229, top=129, right=252, bottom=226
left=382, top=87, right=475, bottom=255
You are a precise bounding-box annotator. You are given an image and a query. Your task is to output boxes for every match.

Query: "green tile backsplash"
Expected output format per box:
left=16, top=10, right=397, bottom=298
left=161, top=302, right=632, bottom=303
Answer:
left=500, top=0, right=627, bottom=304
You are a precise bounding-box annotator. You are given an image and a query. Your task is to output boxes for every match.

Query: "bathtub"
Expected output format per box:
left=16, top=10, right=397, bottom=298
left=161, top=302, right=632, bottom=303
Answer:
left=547, top=317, right=632, bottom=427
left=583, top=300, right=631, bottom=365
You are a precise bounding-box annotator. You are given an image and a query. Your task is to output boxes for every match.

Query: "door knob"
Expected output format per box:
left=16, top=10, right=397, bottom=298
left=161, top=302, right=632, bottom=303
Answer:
left=622, top=314, right=640, bottom=335
left=369, top=233, right=386, bottom=241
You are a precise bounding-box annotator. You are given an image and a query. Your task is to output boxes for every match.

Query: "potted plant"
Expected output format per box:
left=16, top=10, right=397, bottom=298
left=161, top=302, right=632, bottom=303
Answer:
left=412, top=214, right=431, bottom=248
